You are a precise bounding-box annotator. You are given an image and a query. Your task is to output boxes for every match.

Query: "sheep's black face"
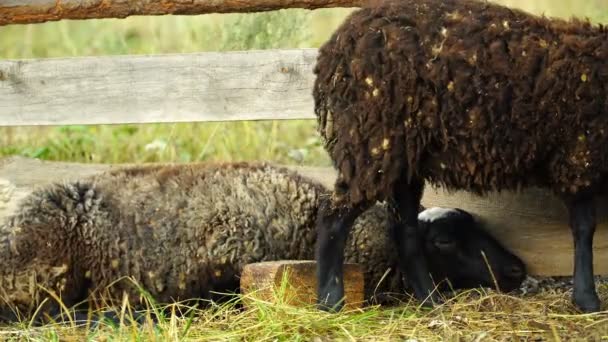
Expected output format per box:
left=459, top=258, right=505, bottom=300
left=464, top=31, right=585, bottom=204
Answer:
left=419, top=207, right=526, bottom=293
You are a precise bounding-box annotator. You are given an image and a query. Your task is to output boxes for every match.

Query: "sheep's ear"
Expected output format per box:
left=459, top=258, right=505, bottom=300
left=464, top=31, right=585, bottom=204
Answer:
left=453, top=208, right=475, bottom=221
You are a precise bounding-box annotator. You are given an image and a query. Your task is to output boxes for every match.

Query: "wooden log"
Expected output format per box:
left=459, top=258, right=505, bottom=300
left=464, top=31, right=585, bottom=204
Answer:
left=0, top=0, right=363, bottom=26
left=0, top=49, right=318, bottom=126
left=240, top=260, right=365, bottom=309
left=1, top=156, right=608, bottom=276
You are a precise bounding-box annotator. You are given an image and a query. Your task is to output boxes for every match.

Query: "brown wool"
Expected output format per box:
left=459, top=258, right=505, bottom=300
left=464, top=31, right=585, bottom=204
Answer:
left=314, top=0, right=608, bottom=207
left=0, top=163, right=422, bottom=318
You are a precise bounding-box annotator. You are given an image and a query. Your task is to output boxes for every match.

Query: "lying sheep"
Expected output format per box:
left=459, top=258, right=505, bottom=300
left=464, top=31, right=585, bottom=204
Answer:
left=0, top=162, right=524, bottom=323
left=312, top=0, right=608, bottom=312
left=346, top=205, right=525, bottom=303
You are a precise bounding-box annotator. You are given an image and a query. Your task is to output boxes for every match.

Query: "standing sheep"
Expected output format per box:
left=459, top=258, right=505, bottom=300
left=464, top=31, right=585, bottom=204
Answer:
left=312, top=0, right=608, bottom=312
left=0, top=162, right=524, bottom=323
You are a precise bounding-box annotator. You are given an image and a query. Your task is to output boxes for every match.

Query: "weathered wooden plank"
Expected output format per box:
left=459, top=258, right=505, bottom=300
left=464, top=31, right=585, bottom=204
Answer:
left=0, top=0, right=362, bottom=26
left=1, top=156, right=607, bottom=276
left=240, top=260, right=365, bottom=310
left=0, top=49, right=318, bottom=126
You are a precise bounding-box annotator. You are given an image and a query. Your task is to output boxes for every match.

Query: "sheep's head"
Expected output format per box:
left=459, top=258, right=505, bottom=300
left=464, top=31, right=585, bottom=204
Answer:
left=419, top=207, right=526, bottom=292
left=0, top=212, right=79, bottom=323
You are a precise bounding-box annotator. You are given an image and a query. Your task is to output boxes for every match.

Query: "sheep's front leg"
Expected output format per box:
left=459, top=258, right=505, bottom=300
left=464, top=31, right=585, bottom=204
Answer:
left=316, top=197, right=365, bottom=312
left=391, top=178, right=437, bottom=307
left=565, top=195, right=600, bottom=312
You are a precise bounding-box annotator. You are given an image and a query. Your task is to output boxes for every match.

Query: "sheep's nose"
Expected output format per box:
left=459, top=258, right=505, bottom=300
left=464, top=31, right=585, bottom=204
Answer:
left=506, top=264, right=525, bottom=279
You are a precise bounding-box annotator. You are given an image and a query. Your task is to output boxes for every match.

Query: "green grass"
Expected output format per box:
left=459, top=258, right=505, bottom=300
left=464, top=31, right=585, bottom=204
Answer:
left=2, top=1, right=608, bottom=340
left=4, top=275, right=608, bottom=341
left=0, top=122, right=331, bottom=166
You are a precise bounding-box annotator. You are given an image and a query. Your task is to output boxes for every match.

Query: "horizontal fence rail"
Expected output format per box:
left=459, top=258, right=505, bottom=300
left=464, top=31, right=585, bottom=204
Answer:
left=0, top=0, right=362, bottom=26
left=0, top=48, right=319, bottom=126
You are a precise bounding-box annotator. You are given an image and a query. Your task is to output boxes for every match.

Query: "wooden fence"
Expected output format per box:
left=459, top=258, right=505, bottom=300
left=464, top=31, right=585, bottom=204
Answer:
left=0, top=0, right=363, bottom=25
left=0, top=0, right=606, bottom=277
left=0, top=49, right=318, bottom=125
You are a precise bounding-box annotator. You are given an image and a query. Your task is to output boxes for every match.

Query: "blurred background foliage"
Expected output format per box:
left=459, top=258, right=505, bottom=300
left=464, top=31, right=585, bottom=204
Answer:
left=1, top=1, right=607, bottom=165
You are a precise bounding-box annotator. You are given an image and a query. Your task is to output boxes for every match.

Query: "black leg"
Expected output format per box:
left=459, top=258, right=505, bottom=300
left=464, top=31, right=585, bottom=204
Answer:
left=564, top=195, right=600, bottom=312
left=316, top=196, right=366, bottom=312
left=390, top=177, right=437, bottom=307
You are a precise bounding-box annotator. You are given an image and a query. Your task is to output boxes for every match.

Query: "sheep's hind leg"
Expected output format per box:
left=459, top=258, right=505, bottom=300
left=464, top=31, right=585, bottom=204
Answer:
left=564, top=195, right=600, bottom=312
left=316, top=196, right=366, bottom=312
left=390, top=177, right=438, bottom=307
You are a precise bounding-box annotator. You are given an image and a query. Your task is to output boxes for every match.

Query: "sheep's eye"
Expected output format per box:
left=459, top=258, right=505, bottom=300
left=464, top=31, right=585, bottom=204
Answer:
left=434, top=238, right=457, bottom=252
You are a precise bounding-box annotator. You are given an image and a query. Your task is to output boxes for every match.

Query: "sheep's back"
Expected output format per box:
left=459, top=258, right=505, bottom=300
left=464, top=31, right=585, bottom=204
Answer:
left=314, top=0, right=608, bottom=206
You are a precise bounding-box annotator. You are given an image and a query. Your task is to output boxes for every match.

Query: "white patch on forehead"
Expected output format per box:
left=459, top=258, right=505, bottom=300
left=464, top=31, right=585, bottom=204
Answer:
left=418, top=207, right=458, bottom=222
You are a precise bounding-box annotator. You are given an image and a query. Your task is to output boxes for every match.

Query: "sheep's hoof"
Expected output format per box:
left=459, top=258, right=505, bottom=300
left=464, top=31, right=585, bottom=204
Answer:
left=317, top=300, right=344, bottom=313
left=317, top=286, right=346, bottom=313
left=317, top=292, right=346, bottom=313
left=417, top=293, right=440, bottom=309
left=411, top=287, right=440, bottom=309
left=419, top=298, right=435, bottom=308
left=573, top=291, right=601, bottom=313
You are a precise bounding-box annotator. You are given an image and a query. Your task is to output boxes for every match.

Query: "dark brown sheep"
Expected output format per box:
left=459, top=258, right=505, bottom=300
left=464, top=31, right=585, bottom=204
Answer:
left=313, top=0, right=608, bottom=312
left=0, top=162, right=524, bottom=323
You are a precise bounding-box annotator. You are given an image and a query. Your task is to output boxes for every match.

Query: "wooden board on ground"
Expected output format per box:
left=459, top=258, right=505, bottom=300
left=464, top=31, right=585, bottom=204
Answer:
left=240, top=260, right=364, bottom=310
left=0, top=155, right=606, bottom=276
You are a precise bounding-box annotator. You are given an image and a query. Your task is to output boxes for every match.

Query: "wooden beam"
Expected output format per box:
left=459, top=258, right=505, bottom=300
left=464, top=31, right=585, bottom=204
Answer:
left=1, top=156, right=607, bottom=277
left=0, top=0, right=362, bottom=26
left=240, top=260, right=364, bottom=310
left=0, top=49, right=319, bottom=126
